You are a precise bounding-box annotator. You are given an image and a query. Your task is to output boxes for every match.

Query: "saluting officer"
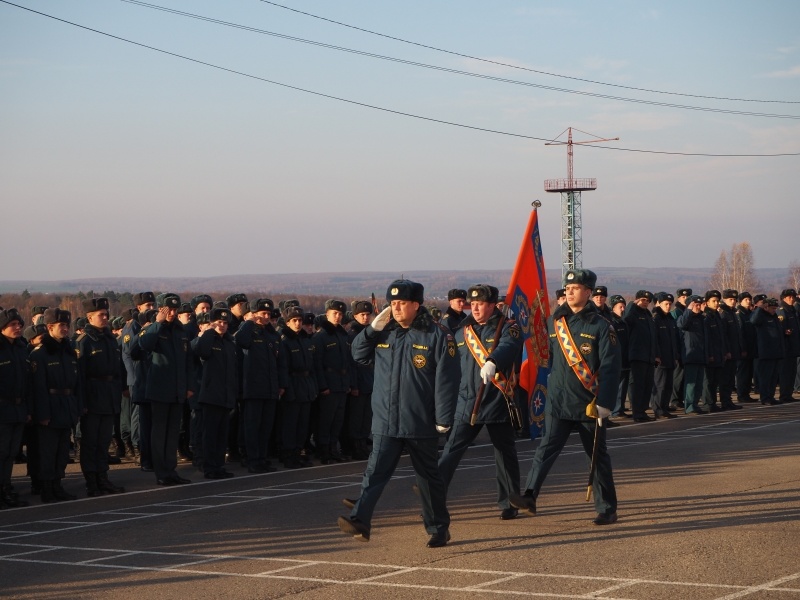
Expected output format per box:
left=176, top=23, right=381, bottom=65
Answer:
left=437, top=284, right=523, bottom=520
left=511, top=269, right=621, bottom=525
left=347, top=301, right=375, bottom=460
left=30, top=308, right=81, bottom=503
left=138, top=293, right=194, bottom=486
left=340, top=280, right=460, bottom=547
left=76, top=298, right=125, bottom=496
left=194, top=307, right=237, bottom=479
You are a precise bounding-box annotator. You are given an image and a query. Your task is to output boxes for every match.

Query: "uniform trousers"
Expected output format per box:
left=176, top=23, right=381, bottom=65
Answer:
left=703, top=366, right=723, bottom=408
left=779, top=354, right=798, bottom=402
left=317, top=392, right=347, bottom=447
left=438, top=419, right=520, bottom=509
left=120, top=393, right=133, bottom=445
left=650, top=367, right=674, bottom=415
left=719, top=359, right=737, bottom=405
left=136, top=402, right=152, bottom=468
left=281, top=401, right=311, bottom=455
left=757, top=359, right=780, bottom=402
left=150, top=401, right=182, bottom=480
left=683, top=364, right=705, bottom=412
left=628, top=361, right=654, bottom=418
left=521, top=412, right=617, bottom=515
left=79, top=413, right=114, bottom=474
left=736, top=358, right=755, bottom=400
left=613, top=369, right=629, bottom=416
left=351, top=434, right=450, bottom=535
left=671, top=363, right=685, bottom=405
left=202, top=403, right=229, bottom=476
left=190, top=407, right=204, bottom=465
left=24, top=423, right=40, bottom=484
left=243, top=398, right=277, bottom=467
left=0, top=422, right=24, bottom=487
left=38, top=426, right=71, bottom=481
left=347, top=393, right=372, bottom=442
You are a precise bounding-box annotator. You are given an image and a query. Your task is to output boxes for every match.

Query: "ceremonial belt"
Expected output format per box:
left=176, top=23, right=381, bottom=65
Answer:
left=463, top=325, right=511, bottom=395
left=555, top=317, right=598, bottom=397
left=48, top=389, right=74, bottom=395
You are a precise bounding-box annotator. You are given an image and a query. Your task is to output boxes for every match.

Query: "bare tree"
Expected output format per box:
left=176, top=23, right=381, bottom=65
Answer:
left=789, top=260, right=800, bottom=292
left=709, top=242, right=759, bottom=292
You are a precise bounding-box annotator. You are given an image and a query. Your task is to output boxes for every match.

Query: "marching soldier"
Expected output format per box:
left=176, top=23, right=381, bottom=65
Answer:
left=510, top=269, right=621, bottom=525
left=437, top=284, right=523, bottom=520
left=30, top=308, right=81, bottom=503
left=340, top=280, right=460, bottom=547
left=76, top=298, right=125, bottom=496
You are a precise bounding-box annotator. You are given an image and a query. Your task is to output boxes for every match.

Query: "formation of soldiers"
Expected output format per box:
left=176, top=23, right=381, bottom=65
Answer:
left=0, top=279, right=797, bottom=546
left=550, top=285, right=800, bottom=423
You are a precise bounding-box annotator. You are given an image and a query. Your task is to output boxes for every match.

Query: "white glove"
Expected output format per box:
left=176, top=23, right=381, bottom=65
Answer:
left=480, top=361, right=496, bottom=384
left=596, top=406, right=612, bottom=420
left=436, top=424, right=451, bottom=433
left=371, top=306, right=392, bottom=331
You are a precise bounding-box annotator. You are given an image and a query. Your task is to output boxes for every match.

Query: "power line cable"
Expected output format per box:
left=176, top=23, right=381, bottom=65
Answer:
left=117, top=0, right=800, bottom=120
left=257, top=0, right=800, bottom=106
left=2, top=0, right=798, bottom=157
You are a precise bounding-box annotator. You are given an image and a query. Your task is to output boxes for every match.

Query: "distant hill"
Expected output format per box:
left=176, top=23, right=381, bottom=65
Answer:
left=0, top=267, right=791, bottom=298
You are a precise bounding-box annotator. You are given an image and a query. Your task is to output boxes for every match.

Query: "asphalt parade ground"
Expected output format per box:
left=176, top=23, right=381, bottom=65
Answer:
left=1, top=401, right=799, bottom=600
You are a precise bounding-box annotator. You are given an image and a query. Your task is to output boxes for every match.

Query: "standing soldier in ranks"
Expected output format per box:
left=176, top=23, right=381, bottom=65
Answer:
left=702, top=290, right=728, bottom=412
left=591, top=286, right=613, bottom=320
left=510, top=269, right=620, bottom=525
left=677, top=295, right=708, bottom=414
left=777, top=289, right=800, bottom=403
left=123, top=292, right=156, bottom=464
left=313, top=299, right=354, bottom=464
left=608, top=295, right=630, bottom=422
left=117, top=308, right=137, bottom=460
left=225, top=293, right=248, bottom=464
left=347, top=301, right=375, bottom=460
left=279, top=306, right=319, bottom=468
left=235, top=298, right=286, bottom=473
left=175, top=303, right=196, bottom=464
left=23, top=322, right=47, bottom=496
left=130, top=309, right=156, bottom=472
left=193, top=307, right=237, bottom=479
left=30, top=308, right=80, bottom=503
left=189, top=312, right=211, bottom=471
left=650, top=293, right=679, bottom=418
left=555, top=288, right=567, bottom=306
left=736, top=292, right=757, bottom=402
left=751, top=298, right=784, bottom=404
left=341, top=280, right=459, bottom=547
left=441, top=289, right=467, bottom=333
left=0, top=309, right=30, bottom=508
left=670, top=288, right=692, bottom=411
left=437, top=284, right=523, bottom=520
left=719, top=290, right=744, bottom=410
left=138, top=293, right=194, bottom=486
left=76, top=298, right=125, bottom=496
left=624, top=290, right=657, bottom=422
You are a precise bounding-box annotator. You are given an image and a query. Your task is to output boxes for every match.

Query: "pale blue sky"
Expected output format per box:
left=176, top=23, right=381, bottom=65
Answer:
left=2, top=1, right=798, bottom=280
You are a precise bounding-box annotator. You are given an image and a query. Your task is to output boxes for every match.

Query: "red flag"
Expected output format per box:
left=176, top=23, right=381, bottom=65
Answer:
left=506, top=207, right=550, bottom=439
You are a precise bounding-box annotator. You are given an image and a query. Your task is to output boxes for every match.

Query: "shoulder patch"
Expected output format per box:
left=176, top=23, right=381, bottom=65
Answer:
left=123, top=334, right=131, bottom=344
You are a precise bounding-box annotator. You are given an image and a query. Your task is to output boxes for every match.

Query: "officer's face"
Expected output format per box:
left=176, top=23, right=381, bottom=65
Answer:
left=231, top=302, right=248, bottom=318
left=449, top=298, right=465, bottom=311
left=391, top=300, right=419, bottom=327
left=634, top=297, right=650, bottom=309
left=137, top=302, right=155, bottom=312
left=178, top=313, right=192, bottom=325
left=326, top=309, right=343, bottom=326
left=765, top=304, right=778, bottom=315
left=48, top=322, right=69, bottom=340
left=353, top=312, right=370, bottom=325
left=612, top=303, right=625, bottom=317
left=591, top=295, right=606, bottom=308
left=1, top=320, right=22, bottom=339
left=212, top=319, right=229, bottom=335
left=740, top=298, right=752, bottom=309
left=658, top=300, right=672, bottom=313
left=723, top=297, right=737, bottom=308
left=565, top=284, right=591, bottom=311
left=87, top=310, right=109, bottom=328
left=194, top=303, right=211, bottom=315
left=253, top=310, right=270, bottom=326
left=287, top=317, right=303, bottom=333
left=689, top=302, right=702, bottom=314
left=470, top=301, right=495, bottom=325
left=706, top=297, right=720, bottom=310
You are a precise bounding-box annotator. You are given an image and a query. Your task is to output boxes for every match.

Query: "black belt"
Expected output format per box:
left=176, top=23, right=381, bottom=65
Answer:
left=89, top=376, right=117, bottom=382
left=48, top=388, right=74, bottom=395
left=0, top=397, right=23, bottom=405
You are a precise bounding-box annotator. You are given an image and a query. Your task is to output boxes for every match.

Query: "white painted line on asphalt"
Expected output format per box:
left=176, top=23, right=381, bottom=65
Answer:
left=78, top=552, right=137, bottom=564
left=354, top=567, right=418, bottom=582
left=463, top=573, right=528, bottom=589
left=712, top=571, right=800, bottom=599
left=256, top=562, right=323, bottom=575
